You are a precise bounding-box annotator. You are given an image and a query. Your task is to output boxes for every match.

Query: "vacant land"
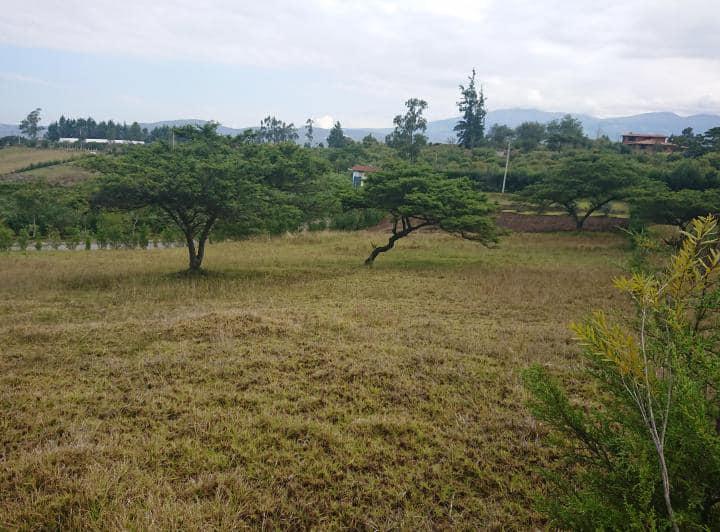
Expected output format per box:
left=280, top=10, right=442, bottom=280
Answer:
left=7, top=162, right=96, bottom=185
left=0, top=147, right=83, bottom=175
left=0, top=230, right=630, bottom=529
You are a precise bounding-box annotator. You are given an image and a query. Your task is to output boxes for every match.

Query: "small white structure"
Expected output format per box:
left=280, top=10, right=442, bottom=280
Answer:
left=350, top=165, right=380, bottom=187
left=58, top=138, right=144, bottom=145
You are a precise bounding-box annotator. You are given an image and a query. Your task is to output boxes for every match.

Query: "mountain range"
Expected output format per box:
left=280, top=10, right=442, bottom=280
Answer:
left=2, top=109, right=718, bottom=144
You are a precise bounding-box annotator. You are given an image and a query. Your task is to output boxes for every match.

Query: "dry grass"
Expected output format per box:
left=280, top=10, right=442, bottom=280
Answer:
left=0, top=147, right=83, bottom=175
left=11, top=162, right=96, bottom=185
left=0, top=230, right=630, bottom=529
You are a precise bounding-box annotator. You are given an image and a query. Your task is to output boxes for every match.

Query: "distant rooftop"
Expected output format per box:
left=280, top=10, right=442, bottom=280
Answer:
left=350, top=165, right=380, bottom=172
left=622, top=132, right=668, bottom=138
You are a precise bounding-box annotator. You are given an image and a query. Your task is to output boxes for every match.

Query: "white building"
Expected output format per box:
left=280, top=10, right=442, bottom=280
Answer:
left=58, top=138, right=145, bottom=145
left=350, top=165, right=380, bottom=187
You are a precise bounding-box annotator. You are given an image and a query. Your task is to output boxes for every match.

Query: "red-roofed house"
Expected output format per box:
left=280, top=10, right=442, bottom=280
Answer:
left=350, top=165, right=380, bottom=187
left=621, top=132, right=677, bottom=153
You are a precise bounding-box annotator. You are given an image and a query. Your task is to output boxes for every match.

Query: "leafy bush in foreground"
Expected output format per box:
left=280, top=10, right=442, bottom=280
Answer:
left=524, top=216, right=720, bottom=530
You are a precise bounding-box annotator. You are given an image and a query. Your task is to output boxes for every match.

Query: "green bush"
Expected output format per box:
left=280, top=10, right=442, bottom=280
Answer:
left=524, top=216, right=720, bottom=530
left=47, top=228, right=62, bottom=250
left=0, top=222, right=13, bottom=251
left=330, top=208, right=385, bottom=231
left=16, top=228, right=30, bottom=251
left=65, top=228, right=81, bottom=250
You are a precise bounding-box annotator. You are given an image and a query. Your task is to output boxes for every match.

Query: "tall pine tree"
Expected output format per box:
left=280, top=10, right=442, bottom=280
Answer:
left=454, top=69, right=486, bottom=149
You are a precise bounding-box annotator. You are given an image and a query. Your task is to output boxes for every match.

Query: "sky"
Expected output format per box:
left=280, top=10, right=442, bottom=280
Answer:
left=1, top=0, right=719, bottom=128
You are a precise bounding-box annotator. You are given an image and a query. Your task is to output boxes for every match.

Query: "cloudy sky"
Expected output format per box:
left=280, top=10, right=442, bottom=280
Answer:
left=1, top=0, right=719, bottom=128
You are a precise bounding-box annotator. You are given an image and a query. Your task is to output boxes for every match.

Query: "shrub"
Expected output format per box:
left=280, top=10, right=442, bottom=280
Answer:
left=65, top=228, right=81, bottom=250
left=524, top=215, right=720, bottom=530
left=16, top=228, right=30, bottom=251
left=0, top=222, right=13, bottom=251
left=136, top=226, right=149, bottom=249
left=330, top=208, right=385, bottom=231
left=47, top=228, right=62, bottom=250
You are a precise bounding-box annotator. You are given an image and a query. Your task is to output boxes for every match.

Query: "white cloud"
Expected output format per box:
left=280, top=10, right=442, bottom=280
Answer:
left=313, top=115, right=335, bottom=129
left=1, top=0, right=720, bottom=123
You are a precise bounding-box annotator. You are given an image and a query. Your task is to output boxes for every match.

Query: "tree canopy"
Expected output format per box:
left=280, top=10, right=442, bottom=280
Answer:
left=514, top=121, right=546, bottom=151
left=19, top=108, right=44, bottom=141
left=385, top=98, right=428, bottom=162
left=256, top=116, right=299, bottom=144
left=88, top=124, right=330, bottom=271
left=545, top=114, right=589, bottom=151
left=327, top=121, right=351, bottom=148
left=454, top=69, right=487, bottom=149
left=523, top=151, right=648, bottom=229
left=348, top=163, right=498, bottom=263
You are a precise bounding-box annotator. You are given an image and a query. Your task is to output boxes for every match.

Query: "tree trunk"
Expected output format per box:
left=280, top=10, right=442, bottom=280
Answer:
left=364, top=218, right=430, bottom=264
left=365, top=232, right=403, bottom=264
left=186, top=236, right=203, bottom=272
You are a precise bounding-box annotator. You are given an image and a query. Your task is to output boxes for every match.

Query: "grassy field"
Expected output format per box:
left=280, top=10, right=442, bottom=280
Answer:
left=10, top=162, right=96, bottom=185
left=0, top=230, right=630, bottom=529
left=0, top=147, right=83, bottom=175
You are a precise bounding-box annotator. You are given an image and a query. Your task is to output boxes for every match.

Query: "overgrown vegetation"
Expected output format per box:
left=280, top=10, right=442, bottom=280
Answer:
left=524, top=216, right=720, bottom=530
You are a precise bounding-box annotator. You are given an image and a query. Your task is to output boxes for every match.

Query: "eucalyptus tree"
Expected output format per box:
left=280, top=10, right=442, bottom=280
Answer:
left=385, top=98, right=428, bottom=162
left=19, top=108, right=44, bottom=141
left=454, top=69, right=487, bottom=149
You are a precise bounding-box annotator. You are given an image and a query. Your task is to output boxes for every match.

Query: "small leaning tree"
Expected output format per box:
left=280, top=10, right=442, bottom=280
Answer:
left=349, top=163, right=499, bottom=264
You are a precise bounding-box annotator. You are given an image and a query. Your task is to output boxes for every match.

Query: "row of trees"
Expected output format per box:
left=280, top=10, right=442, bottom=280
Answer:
left=45, top=115, right=148, bottom=141
left=79, top=124, right=498, bottom=270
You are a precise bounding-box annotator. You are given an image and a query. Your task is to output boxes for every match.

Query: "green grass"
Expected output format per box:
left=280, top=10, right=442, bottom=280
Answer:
left=0, top=230, right=631, bottom=528
left=0, top=147, right=82, bottom=175
left=13, top=162, right=96, bottom=184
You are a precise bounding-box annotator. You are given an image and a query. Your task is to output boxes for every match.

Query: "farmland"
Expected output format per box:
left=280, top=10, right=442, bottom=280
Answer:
left=0, top=147, right=83, bottom=175
left=0, top=229, right=629, bottom=529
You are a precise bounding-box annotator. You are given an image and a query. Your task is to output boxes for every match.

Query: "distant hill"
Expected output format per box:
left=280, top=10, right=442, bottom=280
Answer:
left=137, top=111, right=720, bottom=144
left=2, top=109, right=719, bottom=144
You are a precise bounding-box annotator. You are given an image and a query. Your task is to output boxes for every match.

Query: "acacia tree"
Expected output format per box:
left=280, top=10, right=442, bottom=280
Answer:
left=522, top=151, right=648, bottom=230
left=349, top=163, right=498, bottom=264
left=454, top=69, right=486, bottom=149
left=385, top=98, right=428, bottom=162
left=89, top=125, right=328, bottom=271
left=632, top=156, right=720, bottom=232
left=632, top=188, right=720, bottom=232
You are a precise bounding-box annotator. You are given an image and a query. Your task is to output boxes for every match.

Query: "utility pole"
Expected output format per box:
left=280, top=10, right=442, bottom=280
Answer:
left=171, top=129, right=175, bottom=150
left=501, top=139, right=511, bottom=194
